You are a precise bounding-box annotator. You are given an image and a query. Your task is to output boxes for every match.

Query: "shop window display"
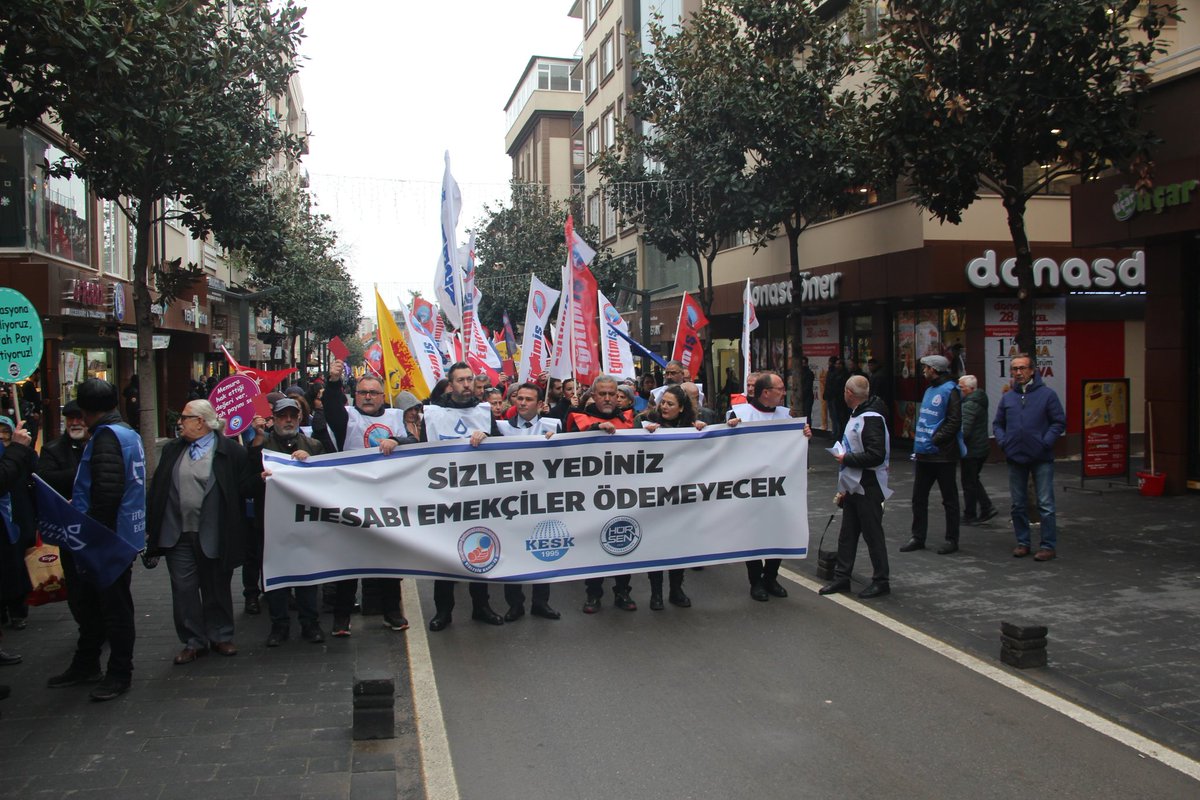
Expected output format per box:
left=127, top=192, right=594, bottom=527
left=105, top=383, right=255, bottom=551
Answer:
left=893, top=306, right=965, bottom=439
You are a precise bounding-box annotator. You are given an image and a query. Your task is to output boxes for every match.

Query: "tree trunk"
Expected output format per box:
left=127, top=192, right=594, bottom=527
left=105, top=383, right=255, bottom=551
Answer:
left=132, top=198, right=161, bottom=474
left=1002, top=191, right=1037, bottom=361
left=784, top=218, right=805, bottom=409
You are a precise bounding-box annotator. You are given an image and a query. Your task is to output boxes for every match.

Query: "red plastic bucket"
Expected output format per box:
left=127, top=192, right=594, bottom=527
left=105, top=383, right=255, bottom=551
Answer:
left=1136, top=471, right=1166, bottom=497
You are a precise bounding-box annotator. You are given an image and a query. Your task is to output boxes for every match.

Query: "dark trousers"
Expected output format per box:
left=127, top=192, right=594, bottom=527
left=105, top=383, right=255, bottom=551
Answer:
left=745, top=559, right=781, bottom=586
left=960, top=457, right=995, bottom=518
left=836, top=484, right=889, bottom=583
left=648, top=569, right=684, bottom=593
left=433, top=580, right=491, bottom=614
left=911, top=460, right=960, bottom=543
left=266, top=585, right=318, bottom=627
left=61, top=551, right=135, bottom=681
left=334, top=578, right=399, bottom=616
left=584, top=575, right=631, bottom=599
left=242, top=522, right=263, bottom=599
left=164, top=530, right=235, bottom=649
left=504, top=583, right=549, bottom=610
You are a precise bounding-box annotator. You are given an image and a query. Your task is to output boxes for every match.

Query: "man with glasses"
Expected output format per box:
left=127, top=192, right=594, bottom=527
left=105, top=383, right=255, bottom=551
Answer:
left=650, top=360, right=689, bottom=406
left=726, top=372, right=794, bottom=601
left=322, top=360, right=410, bottom=635
left=993, top=353, right=1065, bottom=561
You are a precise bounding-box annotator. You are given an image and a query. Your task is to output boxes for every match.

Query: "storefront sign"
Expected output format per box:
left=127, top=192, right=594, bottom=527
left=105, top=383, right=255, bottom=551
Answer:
left=110, top=283, right=126, bottom=322
left=801, top=312, right=839, bottom=431
left=966, top=250, right=1145, bottom=291
left=1113, top=179, right=1198, bottom=222
left=751, top=273, right=842, bottom=307
left=1081, top=379, right=1129, bottom=479
left=0, top=287, right=44, bottom=382
left=984, top=298, right=1068, bottom=435
left=208, top=374, right=261, bottom=438
left=183, top=306, right=209, bottom=327
left=62, top=279, right=106, bottom=308
left=207, top=275, right=227, bottom=292
left=117, top=331, right=170, bottom=350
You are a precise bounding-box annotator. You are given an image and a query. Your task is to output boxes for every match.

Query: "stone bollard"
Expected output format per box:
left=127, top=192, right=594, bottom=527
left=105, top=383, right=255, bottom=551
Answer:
left=353, top=673, right=395, bottom=740
left=1000, top=620, right=1048, bottom=669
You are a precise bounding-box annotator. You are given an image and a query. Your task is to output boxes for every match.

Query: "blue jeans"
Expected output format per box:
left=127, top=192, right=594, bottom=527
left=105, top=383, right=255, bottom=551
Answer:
left=1007, top=460, right=1057, bottom=551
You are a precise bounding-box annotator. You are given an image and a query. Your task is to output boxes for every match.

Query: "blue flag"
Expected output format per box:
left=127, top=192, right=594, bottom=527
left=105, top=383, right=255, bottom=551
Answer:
left=33, top=474, right=138, bottom=589
left=608, top=322, right=668, bottom=369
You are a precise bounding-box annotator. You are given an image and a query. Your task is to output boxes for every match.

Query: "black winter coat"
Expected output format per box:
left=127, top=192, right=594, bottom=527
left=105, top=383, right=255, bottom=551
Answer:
left=86, top=412, right=129, bottom=529
left=36, top=435, right=85, bottom=499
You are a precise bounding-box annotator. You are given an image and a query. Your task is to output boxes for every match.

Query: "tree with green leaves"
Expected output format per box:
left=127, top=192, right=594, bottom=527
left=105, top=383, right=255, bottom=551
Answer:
left=730, top=0, right=876, bottom=371
left=599, top=5, right=758, bottom=389
left=0, top=0, right=304, bottom=467
left=471, top=184, right=633, bottom=335
left=873, top=0, right=1177, bottom=355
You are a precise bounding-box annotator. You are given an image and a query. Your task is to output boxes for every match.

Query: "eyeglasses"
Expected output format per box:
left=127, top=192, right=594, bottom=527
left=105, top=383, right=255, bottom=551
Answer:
left=356, top=390, right=384, bottom=397
left=179, top=414, right=200, bottom=421
left=1011, top=365, right=1033, bottom=372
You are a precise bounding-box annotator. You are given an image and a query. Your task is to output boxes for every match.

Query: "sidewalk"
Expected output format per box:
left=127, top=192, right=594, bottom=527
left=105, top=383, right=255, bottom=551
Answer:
left=803, top=441, right=1200, bottom=760
left=0, top=569, right=423, bottom=799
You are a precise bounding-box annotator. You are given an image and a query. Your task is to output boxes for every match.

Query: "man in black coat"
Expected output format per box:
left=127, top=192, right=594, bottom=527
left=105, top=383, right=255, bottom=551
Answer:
left=820, top=376, right=893, bottom=599
left=46, top=379, right=141, bottom=701
left=0, top=414, right=34, bottom=679
left=146, top=399, right=256, bottom=665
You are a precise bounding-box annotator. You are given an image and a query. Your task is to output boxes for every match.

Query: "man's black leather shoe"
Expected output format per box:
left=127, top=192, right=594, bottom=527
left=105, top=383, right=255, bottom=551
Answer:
left=668, top=589, right=692, bottom=608
left=504, top=606, right=525, bottom=622
left=819, top=579, right=851, bottom=595
left=244, top=597, right=261, bottom=615
left=750, top=582, right=769, bottom=602
left=937, top=541, right=959, bottom=555
left=471, top=606, right=505, bottom=625
left=858, top=582, right=891, bottom=599
left=649, top=592, right=664, bottom=611
left=764, top=580, right=788, bottom=598
left=899, top=538, right=925, bottom=552
left=582, top=597, right=601, bottom=614
left=530, top=603, right=560, bottom=620
left=428, top=613, right=452, bottom=632
left=613, top=592, right=637, bottom=611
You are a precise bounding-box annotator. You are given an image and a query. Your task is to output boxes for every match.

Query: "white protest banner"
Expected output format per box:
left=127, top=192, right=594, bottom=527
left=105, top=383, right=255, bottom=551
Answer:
left=263, top=420, right=808, bottom=588
left=518, top=275, right=560, bottom=383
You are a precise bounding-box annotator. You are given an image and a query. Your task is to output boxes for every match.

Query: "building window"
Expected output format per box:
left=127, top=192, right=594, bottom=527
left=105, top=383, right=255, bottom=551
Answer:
left=537, top=60, right=578, bottom=92
left=586, top=55, right=598, bottom=97
left=601, top=33, right=615, bottom=78
left=17, top=130, right=92, bottom=266
left=601, top=109, right=616, bottom=151
left=587, top=124, right=600, bottom=165
left=604, top=191, right=617, bottom=240
left=585, top=0, right=597, bottom=30
left=100, top=200, right=130, bottom=279
left=588, top=192, right=602, bottom=230
left=617, top=19, right=625, bottom=66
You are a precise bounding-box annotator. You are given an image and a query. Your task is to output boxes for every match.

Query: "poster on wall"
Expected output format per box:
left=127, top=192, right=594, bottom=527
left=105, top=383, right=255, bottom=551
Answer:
left=915, top=309, right=941, bottom=361
left=984, top=297, right=1068, bottom=437
left=802, top=312, right=839, bottom=430
left=1081, top=379, right=1129, bottom=480
left=895, top=310, right=915, bottom=380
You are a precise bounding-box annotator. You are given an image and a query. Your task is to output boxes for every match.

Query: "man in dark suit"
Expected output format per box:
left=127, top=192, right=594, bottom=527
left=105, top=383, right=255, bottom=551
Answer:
left=147, top=399, right=255, bottom=664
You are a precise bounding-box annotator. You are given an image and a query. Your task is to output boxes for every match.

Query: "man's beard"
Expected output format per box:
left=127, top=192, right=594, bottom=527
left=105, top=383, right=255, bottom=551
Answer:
left=67, top=427, right=88, bottom=441
left=276, top=423, right=299, bottom=437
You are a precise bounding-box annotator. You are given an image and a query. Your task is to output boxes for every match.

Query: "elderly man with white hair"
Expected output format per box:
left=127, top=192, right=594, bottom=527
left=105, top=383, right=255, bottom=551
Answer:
left=146, top=399, right=256, bottom=665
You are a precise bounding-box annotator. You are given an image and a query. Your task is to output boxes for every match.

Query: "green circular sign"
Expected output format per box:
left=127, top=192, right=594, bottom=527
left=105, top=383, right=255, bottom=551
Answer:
left=0, top=287, right=43, bottom=383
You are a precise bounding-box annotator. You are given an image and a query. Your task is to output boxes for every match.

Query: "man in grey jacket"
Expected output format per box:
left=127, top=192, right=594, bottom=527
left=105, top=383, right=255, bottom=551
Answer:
left=958, top=375, right=997, bottom=524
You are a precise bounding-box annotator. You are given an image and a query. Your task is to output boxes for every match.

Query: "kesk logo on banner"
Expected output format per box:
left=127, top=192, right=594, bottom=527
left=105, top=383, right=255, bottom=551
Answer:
left=672, top=293, right=709, bottom=379
left=262, top=420, right=809, bottom=588
left=598, top=288, right=635, bottom=381
left=518, top=275, right=561, bottom=383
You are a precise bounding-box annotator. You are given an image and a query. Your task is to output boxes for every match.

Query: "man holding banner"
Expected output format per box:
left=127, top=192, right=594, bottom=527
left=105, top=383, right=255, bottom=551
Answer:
left=422, top=362, right=504, bottom=632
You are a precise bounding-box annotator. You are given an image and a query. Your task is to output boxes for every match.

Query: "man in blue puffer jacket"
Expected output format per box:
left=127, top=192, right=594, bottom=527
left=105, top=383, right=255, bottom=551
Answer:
left=993, top=353, right=1066, bottom=561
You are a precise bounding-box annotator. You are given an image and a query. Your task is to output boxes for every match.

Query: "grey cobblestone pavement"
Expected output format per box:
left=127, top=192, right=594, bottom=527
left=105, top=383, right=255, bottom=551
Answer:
left=0, top=440, right=1197, bottom=798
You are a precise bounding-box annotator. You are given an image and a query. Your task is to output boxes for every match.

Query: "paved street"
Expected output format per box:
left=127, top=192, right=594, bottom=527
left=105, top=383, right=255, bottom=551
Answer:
left=0, top=443, right=1198, bottom=798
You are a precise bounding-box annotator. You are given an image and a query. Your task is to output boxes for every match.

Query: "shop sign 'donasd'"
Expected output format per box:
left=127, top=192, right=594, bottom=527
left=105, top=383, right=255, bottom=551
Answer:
left=966, top=250, right=1145, bottom=291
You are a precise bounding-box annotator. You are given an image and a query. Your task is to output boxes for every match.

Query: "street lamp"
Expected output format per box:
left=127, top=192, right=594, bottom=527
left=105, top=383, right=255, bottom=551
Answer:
left=616, top=282, right=677, bottom=374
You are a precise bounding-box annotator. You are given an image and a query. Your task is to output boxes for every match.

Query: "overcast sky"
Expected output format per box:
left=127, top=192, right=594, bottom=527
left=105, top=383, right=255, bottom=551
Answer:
left=298, top=0, right=581, bottom=314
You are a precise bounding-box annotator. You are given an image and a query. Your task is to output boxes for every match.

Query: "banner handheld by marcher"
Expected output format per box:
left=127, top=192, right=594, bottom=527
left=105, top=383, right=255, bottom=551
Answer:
left=263, top=420, right=808, bottom=588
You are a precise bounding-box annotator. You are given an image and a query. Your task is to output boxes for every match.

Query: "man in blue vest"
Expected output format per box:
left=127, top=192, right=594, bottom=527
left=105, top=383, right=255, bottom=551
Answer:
left=900, top=355, right=964, bottom=555
left=48, top=379, right=145, bottom=701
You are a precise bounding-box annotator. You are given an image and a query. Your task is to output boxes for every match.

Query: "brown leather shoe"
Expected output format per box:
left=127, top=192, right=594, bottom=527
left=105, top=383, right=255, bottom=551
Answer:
left=1012, top=545, right=1031, bottom=558
left=1033, top=549, right=1057, bottom=562
left=173, top=647, right=207, bottom=665
left=212, top=641, right=238, bottom=657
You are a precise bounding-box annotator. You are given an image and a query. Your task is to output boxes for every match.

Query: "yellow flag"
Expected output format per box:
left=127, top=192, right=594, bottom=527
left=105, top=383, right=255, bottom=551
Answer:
left=375, top=289, right=430, bottom=401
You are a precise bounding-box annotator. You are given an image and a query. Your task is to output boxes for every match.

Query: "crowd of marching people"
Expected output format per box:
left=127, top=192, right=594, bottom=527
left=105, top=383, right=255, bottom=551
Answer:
left=0, top=347, right=1062, bottom=706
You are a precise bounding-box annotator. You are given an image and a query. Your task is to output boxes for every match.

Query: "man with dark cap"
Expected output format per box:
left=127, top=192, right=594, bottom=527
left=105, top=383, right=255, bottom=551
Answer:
left=250, top=397, right=326, bottom=647
left=48, top=379, right=145, bottom=701
left=900, top=355, right=964, bottom=555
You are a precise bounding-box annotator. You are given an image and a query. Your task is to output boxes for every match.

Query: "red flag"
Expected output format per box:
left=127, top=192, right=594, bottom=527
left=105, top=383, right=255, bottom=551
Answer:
left=466, top=351, right=500, bottom=385
left=220, top=345, right=295, bottom=392
left=565, top=215, right=601, bottom=386
left=671, top=294, right=709, bottom=379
